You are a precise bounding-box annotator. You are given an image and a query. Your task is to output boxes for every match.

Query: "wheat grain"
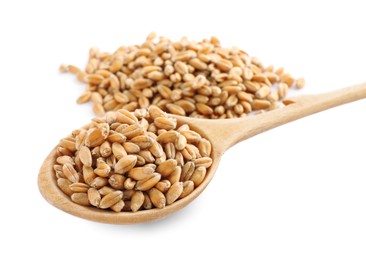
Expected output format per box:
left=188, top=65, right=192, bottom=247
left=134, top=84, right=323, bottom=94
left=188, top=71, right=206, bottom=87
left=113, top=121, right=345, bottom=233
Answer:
left=166, top=182, right=184, bottom=205
left=87, top=188, right=101, bottom=207
left=57, top=178, right=74, bottom=196
left=99, top=190, right=123, bottom=209
left=149, top=188, right=166, bottom=209
left=179, top=181, right=195, bottom=199
left=190, top=166, right=207, bottom=187
left=130, top=191, right=144, bottom=212
left=71, top=193, right=90, bottom=206
left=69, top=183, right=89, bottom=193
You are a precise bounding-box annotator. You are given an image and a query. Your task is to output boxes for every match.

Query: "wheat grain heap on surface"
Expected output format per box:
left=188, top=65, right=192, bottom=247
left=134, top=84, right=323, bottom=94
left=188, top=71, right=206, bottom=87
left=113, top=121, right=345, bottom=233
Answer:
left=61, top=33, right=304, bottom=119
left=54, top=106, right=212, bottom=212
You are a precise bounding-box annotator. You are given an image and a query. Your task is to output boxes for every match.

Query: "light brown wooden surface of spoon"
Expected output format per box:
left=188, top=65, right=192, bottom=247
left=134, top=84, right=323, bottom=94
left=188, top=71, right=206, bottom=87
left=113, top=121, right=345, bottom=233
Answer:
left=38, top=82, right=366, bottom=224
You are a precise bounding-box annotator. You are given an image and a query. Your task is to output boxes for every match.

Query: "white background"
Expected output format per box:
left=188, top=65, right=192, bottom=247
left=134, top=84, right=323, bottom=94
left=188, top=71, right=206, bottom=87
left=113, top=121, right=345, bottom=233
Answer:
left=1, top=1, right=365, bottom=259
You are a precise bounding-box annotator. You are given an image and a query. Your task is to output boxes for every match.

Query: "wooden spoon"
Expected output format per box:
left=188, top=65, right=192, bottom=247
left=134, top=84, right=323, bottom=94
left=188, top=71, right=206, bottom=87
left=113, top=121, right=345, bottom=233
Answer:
left=38, top=82, right=366, bottom=224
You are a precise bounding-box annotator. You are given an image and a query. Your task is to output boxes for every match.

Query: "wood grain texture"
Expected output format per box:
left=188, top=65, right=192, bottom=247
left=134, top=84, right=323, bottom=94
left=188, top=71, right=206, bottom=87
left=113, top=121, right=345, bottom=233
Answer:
left=38, top=82, right=366, bottom=224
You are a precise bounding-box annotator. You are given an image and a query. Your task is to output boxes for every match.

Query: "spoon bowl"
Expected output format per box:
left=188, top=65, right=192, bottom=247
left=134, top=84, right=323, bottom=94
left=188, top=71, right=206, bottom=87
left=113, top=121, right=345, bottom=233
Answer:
left=38, top=115, right=222, bottom=224
left=38, top=83, right=366, bottom=224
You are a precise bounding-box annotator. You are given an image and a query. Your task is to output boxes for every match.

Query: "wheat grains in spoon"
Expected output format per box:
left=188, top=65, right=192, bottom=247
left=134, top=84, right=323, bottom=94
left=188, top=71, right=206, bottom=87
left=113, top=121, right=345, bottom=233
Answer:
left=39, top=83, right=366, bottom=224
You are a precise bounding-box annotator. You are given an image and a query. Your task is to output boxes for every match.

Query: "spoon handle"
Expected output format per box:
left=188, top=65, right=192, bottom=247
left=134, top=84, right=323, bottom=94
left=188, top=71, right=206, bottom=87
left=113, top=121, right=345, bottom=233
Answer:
left=201, top=82, right=366, bottom=153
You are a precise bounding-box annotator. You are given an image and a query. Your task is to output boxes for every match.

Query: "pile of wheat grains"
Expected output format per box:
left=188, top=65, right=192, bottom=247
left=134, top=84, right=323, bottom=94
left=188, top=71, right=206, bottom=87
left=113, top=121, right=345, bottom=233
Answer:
left=56, top=33, right=304, bottom=211
left=60, top=33, right=304, bottom=119
left=55, top=106, right=212, bottom=212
